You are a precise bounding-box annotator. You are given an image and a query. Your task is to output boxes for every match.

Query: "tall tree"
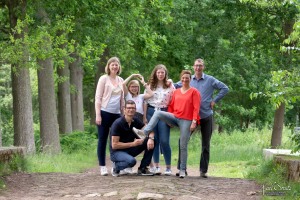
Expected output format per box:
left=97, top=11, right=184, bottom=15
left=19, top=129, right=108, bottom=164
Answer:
left=70, top=52, right=84, bottom=131
left=6, top=0, right=35, bottom=154
left=35, top=4, right=61, bottom=154
left=57, top=57, right=72, bottom=134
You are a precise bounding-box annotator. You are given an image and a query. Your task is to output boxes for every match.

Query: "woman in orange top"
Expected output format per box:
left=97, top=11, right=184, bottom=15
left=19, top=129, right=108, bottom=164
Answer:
left=133, top=70, right=201, bottom=178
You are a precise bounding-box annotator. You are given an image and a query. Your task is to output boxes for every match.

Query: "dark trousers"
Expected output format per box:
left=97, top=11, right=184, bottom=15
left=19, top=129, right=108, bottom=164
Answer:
left=97, top=110, right=121, bottom=166
left=110, top=138, right=155, bottom=170
left=199, top=115, right=213, bottom=173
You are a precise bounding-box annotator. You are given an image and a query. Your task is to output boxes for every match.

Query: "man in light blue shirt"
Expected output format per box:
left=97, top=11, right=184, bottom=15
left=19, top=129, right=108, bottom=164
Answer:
left=191, top=58, right=229, bottom=178
left=174, top=58, right=229, bottom=178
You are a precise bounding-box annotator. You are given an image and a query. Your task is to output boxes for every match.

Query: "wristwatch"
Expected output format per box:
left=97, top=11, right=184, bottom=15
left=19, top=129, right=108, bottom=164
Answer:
left=148, top=136, right=155, bottom=140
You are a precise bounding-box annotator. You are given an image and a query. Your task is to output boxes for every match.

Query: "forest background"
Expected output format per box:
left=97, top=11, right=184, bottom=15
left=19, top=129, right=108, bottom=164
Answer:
left=0, top=0, right=300, bottom=154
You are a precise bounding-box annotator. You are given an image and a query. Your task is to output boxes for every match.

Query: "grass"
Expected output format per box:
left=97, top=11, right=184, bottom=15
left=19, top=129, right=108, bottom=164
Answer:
left=25, top=147, right=98, bottom=173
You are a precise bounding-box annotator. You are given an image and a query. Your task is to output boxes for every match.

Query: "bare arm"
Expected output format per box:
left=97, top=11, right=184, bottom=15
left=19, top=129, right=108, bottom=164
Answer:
left=111, top=136, right=143, bottom=150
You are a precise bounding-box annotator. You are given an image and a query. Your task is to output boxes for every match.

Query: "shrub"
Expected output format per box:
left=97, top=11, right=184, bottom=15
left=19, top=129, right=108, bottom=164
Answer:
left=60, top=131, right=97, bottom=154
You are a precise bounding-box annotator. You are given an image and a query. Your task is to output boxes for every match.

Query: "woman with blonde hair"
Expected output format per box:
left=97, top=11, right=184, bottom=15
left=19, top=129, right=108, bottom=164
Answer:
left=123, top=74, right=153, bottom=123
left=95, top=56, right=124, bottom=176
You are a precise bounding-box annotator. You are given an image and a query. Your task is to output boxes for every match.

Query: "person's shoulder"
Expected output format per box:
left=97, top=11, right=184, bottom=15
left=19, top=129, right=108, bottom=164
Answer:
left=204, top=74, right=218, bottom=81
left=191, top=87, right=200, bottom=93
left=99, top=74, right=108, bottom=81
left=133, top=117, right=144, bottom=127
left=118, top=76, right=124, bottom=81
left=112, top=116, right=124, bottom=125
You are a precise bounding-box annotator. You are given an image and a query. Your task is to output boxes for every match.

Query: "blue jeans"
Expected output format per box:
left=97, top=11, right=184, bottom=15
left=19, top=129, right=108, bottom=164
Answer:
left=145, top=110, right=192, bottom=170
left=97, top=110, right=121, bottom=166
left=146, top=107, right=171, bottom=165
left=110, top=138, right=154, bottom=170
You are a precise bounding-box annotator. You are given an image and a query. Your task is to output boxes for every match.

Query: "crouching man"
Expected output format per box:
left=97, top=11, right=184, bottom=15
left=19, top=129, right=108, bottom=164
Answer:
left=110, top=100, right=155, bottom=177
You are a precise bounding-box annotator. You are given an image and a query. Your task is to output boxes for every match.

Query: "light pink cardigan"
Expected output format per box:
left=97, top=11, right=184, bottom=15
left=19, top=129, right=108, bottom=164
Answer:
left=95, top=74, right=124, bottom=118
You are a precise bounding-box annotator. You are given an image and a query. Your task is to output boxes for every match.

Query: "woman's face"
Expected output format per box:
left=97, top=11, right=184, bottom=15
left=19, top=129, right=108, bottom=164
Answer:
left=156, top=68, right=166, bottom=81
left=109, top=61, right=120, bottom=75
left=180, top=73, right=191, bottom=85
left=129, top=83, right=139, bottom=95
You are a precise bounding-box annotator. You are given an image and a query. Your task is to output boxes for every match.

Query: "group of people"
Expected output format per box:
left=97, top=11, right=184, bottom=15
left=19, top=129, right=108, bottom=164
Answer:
left=95, top=57, right=229, bottom=178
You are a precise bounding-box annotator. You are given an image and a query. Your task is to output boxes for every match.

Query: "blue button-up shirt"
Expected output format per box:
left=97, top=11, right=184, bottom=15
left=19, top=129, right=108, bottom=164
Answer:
left=175, top=73, right=229, bottom=119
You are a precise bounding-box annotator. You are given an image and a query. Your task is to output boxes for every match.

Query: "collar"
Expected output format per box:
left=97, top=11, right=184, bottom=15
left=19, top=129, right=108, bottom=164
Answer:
left=192, top=73, right=205, bottom=80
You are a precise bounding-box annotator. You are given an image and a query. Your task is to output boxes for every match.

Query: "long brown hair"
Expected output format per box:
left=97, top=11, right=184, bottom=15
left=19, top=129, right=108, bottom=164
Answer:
left=148, top=64, right=170, bottom=90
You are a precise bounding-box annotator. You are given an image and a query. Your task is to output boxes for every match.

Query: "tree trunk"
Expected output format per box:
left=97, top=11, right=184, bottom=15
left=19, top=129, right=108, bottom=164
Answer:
left=37, top=58, right=61, bottom=154
left=36, top=5, right=61, bottom=154
left=271, top=103, right=285, bottom=148
left=8, top=0, right=35, bottom=154
left=90, top=48, right=109, bottom=125
left=57, top=52, right=72, bottom=134
left=70, top=53, right=84, bottom=131
left=0, top=113, right=2, bottom=147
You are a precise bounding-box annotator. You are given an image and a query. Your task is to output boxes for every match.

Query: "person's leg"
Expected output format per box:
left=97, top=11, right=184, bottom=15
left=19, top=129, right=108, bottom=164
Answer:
left=127, top=138, right=154, bottom=169
left=110, top=151, right=136, bottom=171
left=178, top=119, right=192, bottom=171
left=97, top=111, right=120, bottom=166
left=157, top=120, right=171, bottom=171
left=144, top=110, right=177, bottom=135
left=199, top=115, right=213, bottom=174
left=147, top=107, right=160, bottom=170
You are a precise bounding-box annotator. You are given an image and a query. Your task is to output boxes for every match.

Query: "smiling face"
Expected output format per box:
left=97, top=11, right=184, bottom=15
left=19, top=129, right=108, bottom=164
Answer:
left=128, top=80, right=140, bottom=96
left=193, top=60, right=205, bottom=75
left=109, top=61, right=120, bottom=75
left=124, top=100, right=136, bottom=117
left=156, top=68, right=166, bottom=81
left=180, top=72, right=191, bottom=86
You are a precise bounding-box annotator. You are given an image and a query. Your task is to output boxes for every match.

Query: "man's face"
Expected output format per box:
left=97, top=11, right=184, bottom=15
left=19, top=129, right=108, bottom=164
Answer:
left=193, top=61, right=205, bottom=74
left=124, top=104, right=136, bottom=116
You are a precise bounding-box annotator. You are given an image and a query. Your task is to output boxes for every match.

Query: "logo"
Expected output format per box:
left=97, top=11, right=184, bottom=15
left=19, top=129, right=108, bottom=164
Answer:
left=263, top=182, right=291, bottom=196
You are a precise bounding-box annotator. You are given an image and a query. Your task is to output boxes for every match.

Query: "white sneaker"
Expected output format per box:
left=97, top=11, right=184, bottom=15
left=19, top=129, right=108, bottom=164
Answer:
left=179, top=170, right=186, bottom=178
left=150, top=167, right=161, bottom=175
left=100, top=166, right=108, bottom=176
left=149, top=167, right=156, bottom=174
left=120, top=168, right=134, bottom=175
left=164, top=168, right=172, bottom=176
left=132, top=127, right=146, bottom=139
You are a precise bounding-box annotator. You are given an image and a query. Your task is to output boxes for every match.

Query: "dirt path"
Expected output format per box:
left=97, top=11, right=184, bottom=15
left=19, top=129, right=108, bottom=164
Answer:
left=0, top=160, right=261, bottom=200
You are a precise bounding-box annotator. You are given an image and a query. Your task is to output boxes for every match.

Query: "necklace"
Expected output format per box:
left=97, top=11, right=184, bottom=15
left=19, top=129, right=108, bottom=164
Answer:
left=181, top=86, right=190, bottom=94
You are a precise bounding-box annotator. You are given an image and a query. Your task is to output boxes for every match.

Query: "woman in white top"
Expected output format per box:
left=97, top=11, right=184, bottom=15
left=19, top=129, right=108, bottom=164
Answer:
left=145, top=64, right=175, bottom=175
left=95, top=57, right=124, bottom=176
left=123, top=74, right=153, bottom=123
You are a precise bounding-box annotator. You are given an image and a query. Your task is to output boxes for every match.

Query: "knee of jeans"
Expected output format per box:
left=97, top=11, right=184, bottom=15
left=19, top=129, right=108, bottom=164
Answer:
left=128, top=158, right=136, bottom=167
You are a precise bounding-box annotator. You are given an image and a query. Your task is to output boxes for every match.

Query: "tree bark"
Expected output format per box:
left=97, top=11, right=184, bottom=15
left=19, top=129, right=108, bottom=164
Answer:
left=36, top=5, right=61, bottom=154
left=90, top=48, right=109, bottom=125
left=0, top=113, right=2, bottom=147
left=8, top=0, right=35, bottom=154
left=70, top=53, right=84, bottom=131
left=57, top=52, right=72, bottom=134
left=271, top=103, right=285, bottom=148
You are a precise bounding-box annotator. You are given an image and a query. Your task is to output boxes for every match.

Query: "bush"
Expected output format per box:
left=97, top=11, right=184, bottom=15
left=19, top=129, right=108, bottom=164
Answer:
left=60, top=131, right=97, bottom=154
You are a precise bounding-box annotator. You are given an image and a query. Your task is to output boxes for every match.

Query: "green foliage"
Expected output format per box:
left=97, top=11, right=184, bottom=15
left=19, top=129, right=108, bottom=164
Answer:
left=60, top=131, right=97, bottom=154
left=0, top=155, right=27, bottom=176
left=290, top=131, right=300, bottom=153
left=247, top=160, right=300, bottom=199
left=0, top=63, right=13, bottom=146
